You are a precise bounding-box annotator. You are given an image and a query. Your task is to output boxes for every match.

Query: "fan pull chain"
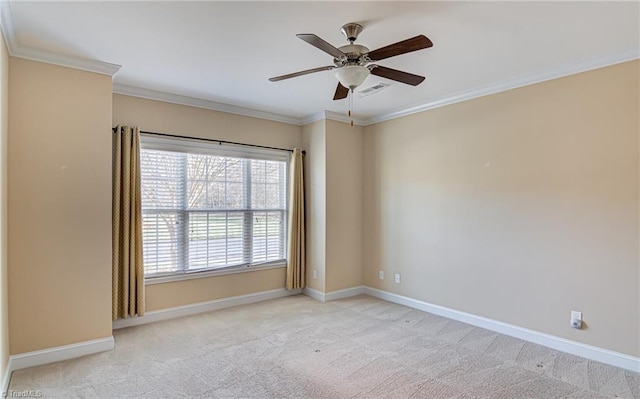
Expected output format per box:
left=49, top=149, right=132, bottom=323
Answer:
left=348, top=90, right=354, bottom=127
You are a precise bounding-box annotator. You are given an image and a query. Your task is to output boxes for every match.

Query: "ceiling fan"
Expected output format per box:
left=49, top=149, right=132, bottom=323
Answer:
left=269, top=23, right=433, bottom=100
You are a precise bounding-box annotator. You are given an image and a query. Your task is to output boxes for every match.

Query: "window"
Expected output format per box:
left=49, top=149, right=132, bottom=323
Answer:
left=140, top=136, right=288, bottom=278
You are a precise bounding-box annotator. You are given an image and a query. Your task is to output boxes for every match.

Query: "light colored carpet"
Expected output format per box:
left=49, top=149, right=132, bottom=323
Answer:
left=8, top=294, right=640, bottom=398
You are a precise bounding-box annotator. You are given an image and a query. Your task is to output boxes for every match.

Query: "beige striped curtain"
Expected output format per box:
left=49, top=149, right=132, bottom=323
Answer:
left=286, top=148, right=305, bottom=290
left=112, top=126, right=145, bottom=319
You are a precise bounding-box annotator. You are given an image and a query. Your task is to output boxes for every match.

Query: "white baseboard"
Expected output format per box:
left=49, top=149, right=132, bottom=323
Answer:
left=113, top=288, right=301, bottom=329
left=302, top=287, right=325, bottom=302
left=325, top=285, right=365, bottom=301
left=363, top=287, right=640, bottom=373
left=303, top=285, right=365, bottom=302
left=9, top=336, right=114, bottom=372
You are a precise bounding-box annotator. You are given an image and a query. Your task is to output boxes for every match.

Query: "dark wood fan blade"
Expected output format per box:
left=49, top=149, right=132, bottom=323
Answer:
left=269, top=65, right=335, bottom=82
left=367, top=35, right=433, bottom=61
left=370, top=65, right=425, bottom=86
left=333, top=83, right=349, bottom=100
left=296, top=34, right=346, bottom=59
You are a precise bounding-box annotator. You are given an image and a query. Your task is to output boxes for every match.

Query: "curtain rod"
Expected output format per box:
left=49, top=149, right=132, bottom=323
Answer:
left=112, top=127, right=305, bottom=155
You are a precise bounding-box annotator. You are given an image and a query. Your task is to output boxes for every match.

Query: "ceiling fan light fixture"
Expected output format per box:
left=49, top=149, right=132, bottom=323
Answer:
left=334, top=66, right=370, bottom=91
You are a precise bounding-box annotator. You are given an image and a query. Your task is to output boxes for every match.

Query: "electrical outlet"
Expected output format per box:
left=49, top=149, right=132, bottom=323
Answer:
left=394, top=273, right=401, bottom=284
left=379, top=271, right=384, bottom=280
left=570, top=310, right=582, bottom=329
left=313, top=270, right=317, bottom=280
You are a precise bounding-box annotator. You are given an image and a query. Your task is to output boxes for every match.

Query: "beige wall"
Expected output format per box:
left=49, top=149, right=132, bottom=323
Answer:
left=146, top=268, right=286, bottom=311
left=4, top=51, right=634, bottom=361
left=302, top=120, right=326, bottom=292
left=113, top=94, right=302, bottom=311
left=325, top=120, right=363, bottom=292
left=302, top=119, right=364, bottom=293
left=363, top=60, right=640, bottom=356
left=0, top=29, right=9, bottom=381
left=8, top=59, right=113, bottom=354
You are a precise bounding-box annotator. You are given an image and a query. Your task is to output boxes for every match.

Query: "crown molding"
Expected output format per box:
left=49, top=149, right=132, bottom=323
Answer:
left=116, top=44, right=638, bottom=128
left=362, top=49, right=640, bottom=126
left=10, top=46, right=121, bottom=76
left=113, top=83, right=303, bottom=126
left=2, top=0, right=637, bottom=126
left=0, top=0, right=16, bottom=55
left=296, top=49, right=639, bottom=127
left=0, top=0, right=120, bottom=76
left=300, top=112, right=325, bottom=126
left=300, top=110, right=366, bottom=126
left=324, top=110, right=366, bottom=126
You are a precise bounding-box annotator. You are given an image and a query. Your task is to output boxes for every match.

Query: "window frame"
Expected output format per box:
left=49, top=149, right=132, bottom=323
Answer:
left=140, top=134, right=290, bottom=284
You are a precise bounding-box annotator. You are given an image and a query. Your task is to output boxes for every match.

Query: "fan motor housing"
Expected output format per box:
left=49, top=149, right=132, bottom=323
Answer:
left=334, top=44, right=370, bottom=67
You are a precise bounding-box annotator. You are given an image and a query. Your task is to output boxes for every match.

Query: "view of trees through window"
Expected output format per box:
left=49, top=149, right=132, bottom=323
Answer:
left=140, top=148, right=287, bottom=276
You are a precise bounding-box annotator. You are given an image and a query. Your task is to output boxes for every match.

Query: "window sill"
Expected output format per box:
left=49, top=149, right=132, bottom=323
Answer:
left=144, top=261, right=287, bottom=285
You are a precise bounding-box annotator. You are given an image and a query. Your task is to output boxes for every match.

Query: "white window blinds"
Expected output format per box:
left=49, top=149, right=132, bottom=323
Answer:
left=140, top=136, right=288, bottom=277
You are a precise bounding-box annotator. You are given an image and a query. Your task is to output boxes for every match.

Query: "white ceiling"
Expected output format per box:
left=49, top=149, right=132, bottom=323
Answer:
left=2, top=1, right=639, bottom=125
